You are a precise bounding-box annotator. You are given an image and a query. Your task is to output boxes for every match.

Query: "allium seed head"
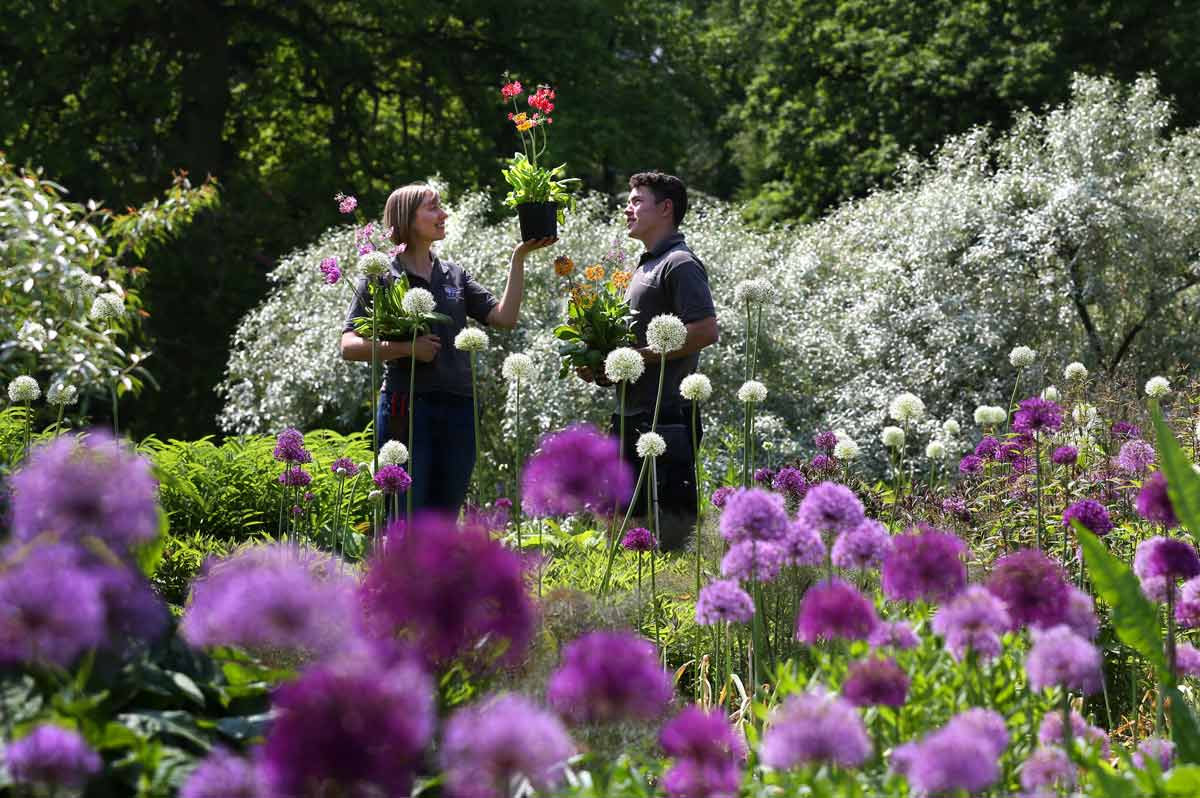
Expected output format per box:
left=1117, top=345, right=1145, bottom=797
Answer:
left=646, top=313, right=688, bottom=353
left=605, top=347, right=645, bottom=383
left=679, top=372, right=713, bottom=401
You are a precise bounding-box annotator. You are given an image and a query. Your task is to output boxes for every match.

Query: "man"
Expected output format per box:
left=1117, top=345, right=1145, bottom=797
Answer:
left=581, top=171, right=719, bottom=550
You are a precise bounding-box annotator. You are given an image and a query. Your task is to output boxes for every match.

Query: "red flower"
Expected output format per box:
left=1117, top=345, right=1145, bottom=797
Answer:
left=500, top=81, right=523, bottom=100
left=528, top=86, right=556, bottom=115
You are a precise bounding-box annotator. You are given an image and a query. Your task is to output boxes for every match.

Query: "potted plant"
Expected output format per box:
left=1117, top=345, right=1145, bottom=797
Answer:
left=500, top=79, right=579, bottom=240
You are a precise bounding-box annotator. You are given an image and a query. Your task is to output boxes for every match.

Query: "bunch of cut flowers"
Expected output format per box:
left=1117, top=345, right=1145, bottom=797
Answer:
left=551, top=251, right=636, bottom=377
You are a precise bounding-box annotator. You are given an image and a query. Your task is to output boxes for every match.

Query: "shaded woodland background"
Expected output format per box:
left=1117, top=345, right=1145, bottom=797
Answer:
left=3, top=0, right=1198, bottom=439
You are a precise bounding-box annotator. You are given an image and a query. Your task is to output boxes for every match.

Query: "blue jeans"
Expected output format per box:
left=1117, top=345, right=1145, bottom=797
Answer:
left=377, top=388, right=476, bottom=514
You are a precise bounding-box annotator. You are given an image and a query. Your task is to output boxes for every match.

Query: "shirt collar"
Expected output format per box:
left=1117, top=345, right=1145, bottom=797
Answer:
left=641, top=231, right=686, bottom=262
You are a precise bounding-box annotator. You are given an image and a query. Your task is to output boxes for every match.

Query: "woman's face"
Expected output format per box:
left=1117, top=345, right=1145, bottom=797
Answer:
left=410, top=191, right=448, bottom=243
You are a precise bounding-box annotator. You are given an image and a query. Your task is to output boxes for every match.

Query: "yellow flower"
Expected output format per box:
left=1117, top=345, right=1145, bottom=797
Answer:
left=583, top=264, right=605, bottom=281
left=517, top=121, right=535, bottom=132
left=570, top=285, right=597, bottom=308
left=611, top=270, right=632, bottom=290
left=512, top=113, right=528, bottom=124
left=554, top=255, right=575, bottom=277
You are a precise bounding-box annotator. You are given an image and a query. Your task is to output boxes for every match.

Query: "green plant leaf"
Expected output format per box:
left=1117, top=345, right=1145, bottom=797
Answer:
left=1167, top=685, right=1200, bottom=764
left=1151, top=403, right=1200, bottom=545
left=1167, top=764, right=1200, bottom=794
left=1076, top=524, right=1169, bottom=683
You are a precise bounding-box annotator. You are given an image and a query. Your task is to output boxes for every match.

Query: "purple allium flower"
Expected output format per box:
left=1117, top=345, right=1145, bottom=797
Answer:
left=711, top=486, right=735, bottom=509
left=881, top=527, right=967, bottom=603
left=262, top=657, right=433, bottom=797
left=869, top=620, right=920, bottom=651
left=958, top=454, right=984, bottom=475
left=0, top=543, right=106, bottom=667
left=753, top=467, right=776, bottom=485
left=810, top=453, right=835, bottom=471
left=318, top=256, right=341, bottom=285
left=1135, top=537, right=1200, bottom=601
left=660, top=706, right=746, bottom=798
left=1111, top=421, right=1141, bottom=440
left=931, top=585, right=1011, bottom=662
left=547, top=631, right=672, bottom=724
left=1051, top=446, right=1078, bottom=466
left=906, top=710, right=1008, bottom=796
left=781, top=521, right=824, bottom=567
left=759, top=690, right=871, bottom=770
left=795, top=578, right=879, bottom=643
left=1177, top=642, right=1200, bottom=678
left=1133, top=737, right=1176, bottom=771
left=814, top=430, right=839, bottom=452
left=373, top=464, right=412, bottom=495
left=360, top=513, right=536, bottom=667
left=8, top=432, right=160, bottom=555
left=521, top=425, right=634, bottom=517
left=1177, top=577, right=1200, bottom=628
left=999, top=441, right=1027, bottom=463
left=1116, top=439, right=1156, bottom=474
left=941, top=497, right=969, bottom=519
left=182, top=545, right=356, bottom=656
left=974, top=436, right=1000, bottom=459
left=695, top=580, right=755, bottom=625
left=771, top=467, right=808, bottom=500
left=1012, top=397, right=1063, bottom=435
left=1019, top=747, right=1074, bottom=793
left=330, top=456, right=357, bottom=476
left=841, top=657, right=909, bottom=707
left=93, top=558, right=168, bottom=645
left=1137, top=472, right=1179, bottom=527
left=890, top=742, right=918, bottom=776
left=278, top=466, right=312, bottom=487
left=272, top=428, right=311, bottom=463
left=720, top=540, right=786, bottom=582
left=622, top=526, right=656, bottom=552
left=1026, top=624, right=1103, bottom=694
left=441, top=693, right=575, bottom=798
left=4, top=724, right=101, bottom=788
left=796, top=482, right=865, bottom=538
left=946, top=708, right=1010, bottom=757
left=1062, top=499, right=1114, bottom=537
left=987, top=549, right=1070, bottom=629
left=719, top=488, right=790, bottom=543
left=831, top=518, right=891, bottom=571
left=1063, top=587, right=1099, bottom=640
left=181, top=748, right=266, bottom=798
left=1038, top=710, right=1109, bottom=755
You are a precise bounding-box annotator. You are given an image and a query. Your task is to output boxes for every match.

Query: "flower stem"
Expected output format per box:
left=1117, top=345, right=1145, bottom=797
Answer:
left=371, top=297, right=379, bottom=473
left=407, top=326, right=417, bottom=527
left=515, top=378, right=523, bottom=551
left=469, top=351, right=481, bottom=505
left=599, top=455, right=649, bottom=597
left=692, top=400, right=702, bottom=599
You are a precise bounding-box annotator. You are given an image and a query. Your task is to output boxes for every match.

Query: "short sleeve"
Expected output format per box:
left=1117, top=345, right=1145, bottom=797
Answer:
left=342, top=276, right=372, bottom=333
left=663, top=257, right=716, bottom=324
left=462, top=269, right=499, bottom=325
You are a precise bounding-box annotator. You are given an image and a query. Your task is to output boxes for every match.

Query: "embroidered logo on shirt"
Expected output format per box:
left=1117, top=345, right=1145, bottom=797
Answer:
left=444, top=286, right=463, bottom=300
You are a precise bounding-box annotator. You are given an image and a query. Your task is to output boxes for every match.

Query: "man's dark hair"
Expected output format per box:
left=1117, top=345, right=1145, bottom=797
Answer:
left=629, top=172, right=687, bottom=227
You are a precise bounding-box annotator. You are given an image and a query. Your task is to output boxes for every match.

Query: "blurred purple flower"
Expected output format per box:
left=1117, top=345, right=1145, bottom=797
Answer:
left=781, top=521, right=824, bottom=567
left=1111, top=421, right=1141, bottom=440
left=759, top=690, right=871, bottom=770
left=881, top=527, right=967, bottom=603
left=958, top=454, right=984, bottom=475
left=1038, top=710, right=1109, bottom=755
left=795, top=578, right=878, bottom=643
left=810, top=454, right=835, bottom=471
left=181, top=748, right=266, bottom=798
left=1137, top=471, right=1179, bottom=527
left=987, top=548, right=1070, bottom=629
left=373, top=464, right=412, bottom=495
left=1133, top=737, right=1176, bottom=771
left=695, top=580, right=755, bottom=625
left=1135, top=536, right=1200, bottom=601
left=771, top=467, right=808, bottom=500
left=906, top=710, right=1008, bottom=796
left=1051, top=446, right=1078, bottom=465
left=1116, top=439, right=1156, bottom=474
left=1026, top=624, right=1103, bottom=694
left=796, top=482, right=864, bottom=537
left=831, top=518, right=891, bottom=571
left=521, top=425, right=633, bottom=517
left=711, top=486, right=735, bottom=509
left=719, top=488, right=790, bottom=543
left=4, top=724, right=101, bottom=789
left=660, top=706, right=746, bottom=798
left=931, top=585, right=1010, bottom=661
left=273, top=428, right=311, bottom=463
left=974, top=436, right=1000, bottom=459
left=329, top=456, right=357, bottom=476
left=1019, top=747, right=1074, bottom=794
left=547, top=631, right=672, bottom=724
left=720, top=540, right=786, bottom=582
left=1012, top=397, right=1063, bottom=435
left=1176, top=642, right=1200, bottom=678
left=841, top=657, right=909, bottom=707
left=0, top=543, right=105, bottom=667
left=869, top=620, right=920, bottom=651
left=941, top=497, right=969, bottom=520
left=814, top=430, right=839, bottom=452
left=1176, top=577, right=1200, bottom=628
left=622, top=526, right=656, bottom=552
left=1062, top=499, right=1113, bottom=537
left=318, top=256, right=341, bottom=285
left=1063, top=587, right=1100, bottom=640
left=753, top=467, right=776, bottom=485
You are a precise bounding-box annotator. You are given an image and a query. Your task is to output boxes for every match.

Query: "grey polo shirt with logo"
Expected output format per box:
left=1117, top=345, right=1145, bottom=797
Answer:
left=621, top=232, right=716, bottom=415
left=343, top=254, right=498, bottom=396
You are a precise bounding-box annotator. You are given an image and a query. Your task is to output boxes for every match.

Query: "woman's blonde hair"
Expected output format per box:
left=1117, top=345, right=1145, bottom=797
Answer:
left=383, top=183, right=436, bottom=246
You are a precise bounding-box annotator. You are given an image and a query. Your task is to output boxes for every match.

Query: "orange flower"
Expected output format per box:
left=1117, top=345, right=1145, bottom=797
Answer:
left=570, top=285, right=596, bottom=308
left=554, top=255, right=575, bottom=276
left=583, top=264, right=605, bottom=281
left=611, top=270, right=632, bottom=290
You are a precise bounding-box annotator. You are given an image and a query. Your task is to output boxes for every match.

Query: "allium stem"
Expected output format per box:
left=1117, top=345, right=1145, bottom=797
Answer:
left=743, top=299, right=751, bottom=383
left=54, top=402, right=65, bottom=434
left=650, top=465, right=660, bottom=648
left=1034, top=435, right=1044, bottom=550
left=692, top=400, right=702, bottom=599
left=751, top=305, right=763, bottom=379
left=407, top=326, right=417, bottom=527
left=110, top=382, right=119, bottom=438
left=371, top=297, right=380, bottom=474
left=22, top=399, right=31, bottom=460
left=599, top=455, right=650, bottom=597
left=469, top=351, right=481, bottom=505
left=1062, top=689, right=1074, bottom=756
left=1006, top=368, right=1023, bottom=436
left=742, top=402, right=752, bottom=489
left=514, top=378, right=523, bottom=551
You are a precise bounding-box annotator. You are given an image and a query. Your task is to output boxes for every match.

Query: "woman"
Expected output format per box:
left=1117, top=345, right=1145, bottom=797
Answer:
left=341, top=183, right=554, bottom=513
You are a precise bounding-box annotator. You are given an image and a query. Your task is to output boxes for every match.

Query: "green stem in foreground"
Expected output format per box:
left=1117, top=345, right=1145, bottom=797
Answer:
left=406, top=326, right=417, bottom=527
left=469, top=351, right=481, bottom=505
left=599, top=455, right=650, bottom=597
left=514, top=378, right=523, bottom=551
left=650, top=460, right=660, bottom=648
left=22, top=400, right=31, bottom=459
left=692, top=400, right=702, bottom=598
left=371, top=299, right=380, bottom=473
left=1006, top=368, right=1023, bottom=435
left=742, top=402, right=752, bottom=489
left=111, top=382, right=119, bottom=438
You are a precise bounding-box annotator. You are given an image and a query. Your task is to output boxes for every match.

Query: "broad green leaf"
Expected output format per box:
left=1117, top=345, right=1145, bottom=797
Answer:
left=1151, top=404, right=1200, bottom=545
left=1167, top=685, right=1200, bottom=764
left=1167, top=764, right=1200, bottom=794
left=1077, top=525, right=1169, bottom=682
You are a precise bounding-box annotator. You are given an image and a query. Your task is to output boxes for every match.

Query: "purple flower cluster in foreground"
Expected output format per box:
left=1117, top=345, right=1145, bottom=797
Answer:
left=881, top=527, right=967, bottom=603
left=1051, top=445, right=1078, bottom=465
left=1020, top=746, right=1074, bottom=794
left=181, top=748, right=266, bottom=798
left=660, top=707, right=746, bottom=798
left=1116, top=439, right=1155, bottom=474
left=760, top=690, right=871, bottom=770
left=869, top=620, right=920, bottom=651
left=796, top=579, right=878, bottom=643
left=1012, top=397, right=1063, bottom=435
left=831, top=518, right=891, bottom=571
left=721, top=540, right=786, bottom=582
left=319, top=256, right=341, bottom=285
left=782, top=521, right=824, bottom=567
left=796, top=481, right=865, bottom=537
left=932, top=585, right=1011, bottom=661
left=1062, top=499, right=1113, bottom=536
left=841, top=657, right=909, bottom=708
left=1135, top=536, right=1200, bottom=601
left=1039, top=709, right=1110, bottom=755
left=521, top=425, right=633, bottom=517
left=373, top=464, right=412, bottom=494
left=814, top=430, right=839, bottom=452
left=547, top=631, right=672, bottom=725
left=1134, top=737, right=1176, bottom=771
left=719, top=488, right=790, bottom=544
left=895, top=709, right=1008, bottom=796
left=987, top=548, right=1070, bottom=629
left=3, top=724, right=101, bottom=789
left=1137, top=471, right=1178, bottom=527
left=695, top=580, right=755, bottom=625
left=710, top=486, right=735, bottom=509
left=1026, top=624, right=1104, bottom=694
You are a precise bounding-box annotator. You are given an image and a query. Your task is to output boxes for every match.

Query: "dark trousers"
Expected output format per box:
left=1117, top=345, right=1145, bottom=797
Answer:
left=377, top=388, right=476, bottom=515
left=611, top=403, right=703, bottom=552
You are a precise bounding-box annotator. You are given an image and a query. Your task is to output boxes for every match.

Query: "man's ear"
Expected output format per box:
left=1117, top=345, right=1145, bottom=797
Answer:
left=660, top=198, right=674, bottom=222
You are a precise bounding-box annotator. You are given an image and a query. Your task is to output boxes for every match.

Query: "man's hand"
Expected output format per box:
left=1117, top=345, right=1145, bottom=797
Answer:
left=576, top=365, right=614, bottom=387
left=411, top=334, right=441, bottom=362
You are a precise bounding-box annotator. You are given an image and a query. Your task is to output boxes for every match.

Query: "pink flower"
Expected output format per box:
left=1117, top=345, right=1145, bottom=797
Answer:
left=335, top=192, right=357, bottom=214
left=501, top=80, right=523, bottom=100
left=319, top=257, right=341, bottom=285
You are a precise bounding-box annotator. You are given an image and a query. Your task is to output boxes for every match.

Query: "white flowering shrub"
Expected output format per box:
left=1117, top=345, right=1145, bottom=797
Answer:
left=220, top=75, right=1200, bottom=478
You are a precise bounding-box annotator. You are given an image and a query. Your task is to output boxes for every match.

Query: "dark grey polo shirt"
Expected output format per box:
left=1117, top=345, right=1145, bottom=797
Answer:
left=622, top=232, right=716, bottom=415
left=343, top=254, right=498, bottom=396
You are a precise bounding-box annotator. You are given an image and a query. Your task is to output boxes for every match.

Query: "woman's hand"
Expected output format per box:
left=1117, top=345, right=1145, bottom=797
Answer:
left=411, top=334, right=441, bottom=362
left=515, top=236, right=557, bottom=257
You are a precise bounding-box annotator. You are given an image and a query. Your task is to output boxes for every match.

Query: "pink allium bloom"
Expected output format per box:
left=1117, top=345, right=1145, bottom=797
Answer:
left=373, top=464, right=412, bottom=495
left=906, top=709, right=1008, bottom=796
left=719, top=488, right=790, bottom=544
left=1176, top=642, right=1200, bottom=678
left=795, top=578, right=879, bottom=643
left=796, top=482, right=865, bottom=537
left=660, top=707, right=746, bottom=798
left=1038, top=710, right=1109, bottom=756
left=931, top=585, right=1010, bottom=662
left=695, top=580, right=754, bottom=625
left=868, top=620, right=920, bottom=651
left=760, top=690, right=871, bottom=770
left=547, top=631, right=672, bottom=724
left=4, top=724, right=101, bottom=789
left=782, top=519, right=825, bottom=567
left=720, top=541, right=786, bottom=583
left=1137, top=471, right=1179, bottom=527
left=1019, top=746, right=1074, bottom=794
left=841, top=657, right=909, bottom=707
left=1133, top=737, right=1176, bottom=771
left=1135, top=536, right=1200, bottom=601
left=622, top=526, right=656, bottom=552
left=1116, top=439, right=1156, bottom=474
left=831, top=518, right=891, bottom=571
left=881, top=527, right=967, bottom=603
left=1026, top=625, right=1103, bottom=694
left=987, top=548, right=1070, bottom=629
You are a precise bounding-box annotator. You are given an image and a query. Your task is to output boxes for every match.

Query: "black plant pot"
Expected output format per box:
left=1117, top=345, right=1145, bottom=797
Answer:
left=517, top=201, right=558, bottom=241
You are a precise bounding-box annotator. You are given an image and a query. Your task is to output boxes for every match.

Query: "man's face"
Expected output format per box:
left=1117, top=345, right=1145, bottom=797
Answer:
left=625, top=185, right=669, bottom=242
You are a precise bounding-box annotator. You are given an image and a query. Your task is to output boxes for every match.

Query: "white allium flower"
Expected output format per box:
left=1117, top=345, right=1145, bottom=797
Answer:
left=8, top=376, right=40, bottom=403
left=357, top=462, right=372, bottom=474
left=833, top=437, right=860, bottom=461
left=605, top=347, right=645, bottom=383
left=733, top=278, right=771, bottom=306
left=1009, top=345, right=1036, bottom=368
left=881, top=426, right=906, bottom=448
left=737, top=380, right=767, bottom=404
left=1073, top=403, right=1098, bottom=429
left=454, top=327, right=489, bottom=353
left=17, top=321, right=47, bottom=350
left=636, top=431, right=667, bottom=459
left=379, top=440, right=409, bottom=466
left=46, top=383, right=77, bottom=406
left=645, top=313, right=688, bottom=354
left=987, top=406, right=1008, bottom=426
left=358, top=250, right=392, bottom=278
left=1042, top=385, right=1060, bottom=402
left=942, top=419, right=961, bottom=436
left=679, top=373, right=713, bottom=402
left=925, top=440, right=947, bottom=460
left=89, top=292, right=124, bottom=321
left=1064, top=362, right=1089, bottom=381
left=888, top=392, right=925, bottom=422
left=402, top=287, right=436, bottom=317
left=502, top=353, right=536, bottom=382
left=1145, top=376, right=1171, bottom=398
left=974, top=405, right=1006, bottom=426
